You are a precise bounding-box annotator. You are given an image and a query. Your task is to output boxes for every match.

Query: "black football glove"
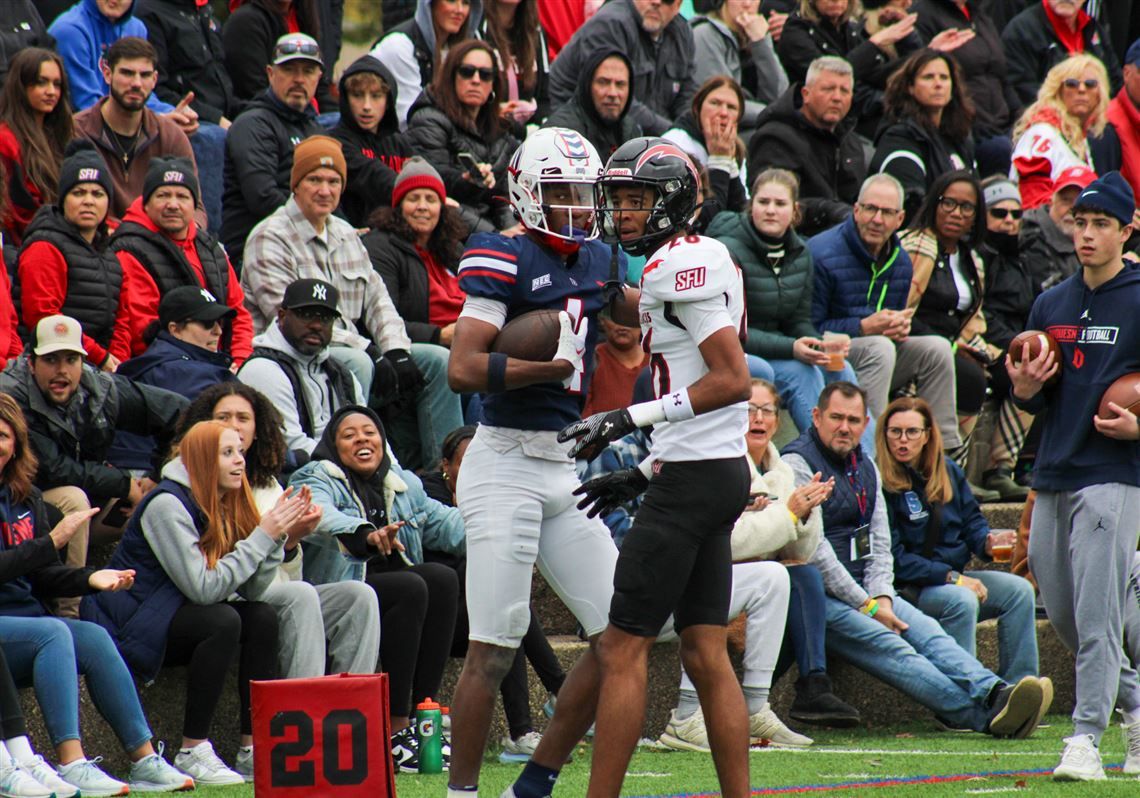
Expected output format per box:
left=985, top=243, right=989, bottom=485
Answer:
left=557, top=408, right=637, bottom=461
left=572, top=467, right=649, bottom=518
left=384, top=349, right=425, bottom=396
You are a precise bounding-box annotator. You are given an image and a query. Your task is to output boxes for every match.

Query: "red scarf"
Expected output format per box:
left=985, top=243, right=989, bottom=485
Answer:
left=1041, top=0, right=1091, bottom=55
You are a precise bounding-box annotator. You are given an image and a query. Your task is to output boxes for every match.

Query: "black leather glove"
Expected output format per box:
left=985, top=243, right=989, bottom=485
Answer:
left=557, top=408, right=637, bottom=461
left=385, top=349, right=426, bottom=396
left=370, top=353, right=401, bottom=408
left=572, top=467, right=649, bottom=518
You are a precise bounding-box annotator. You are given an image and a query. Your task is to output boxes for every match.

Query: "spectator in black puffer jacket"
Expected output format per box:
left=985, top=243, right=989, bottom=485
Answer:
left=363, top=159, right=467, bottom=348
left=747, top=56, right=865, bottom=237
left=222, top=0, right=336, bottom=114
left=406, top=40, right=519, bottom=233
left=543, top=48, right=642, bottom=161
left=1000, top=0, right=1122, bottom=107
left=913, top=0, right=1021, bottom=177
left=135, top=0, right=245, bottom=128
left=330, top=55, right=413, bottom=228
left=0, top=1, right=53, bottom=86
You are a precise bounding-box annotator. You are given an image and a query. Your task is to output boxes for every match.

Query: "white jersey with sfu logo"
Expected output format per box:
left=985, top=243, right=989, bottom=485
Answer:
left=639, top=234, right=748, bottom=463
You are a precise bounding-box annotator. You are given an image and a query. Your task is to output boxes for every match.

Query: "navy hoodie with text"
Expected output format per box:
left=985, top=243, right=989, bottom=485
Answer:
left=1015, top=264, right=1140, bottom=491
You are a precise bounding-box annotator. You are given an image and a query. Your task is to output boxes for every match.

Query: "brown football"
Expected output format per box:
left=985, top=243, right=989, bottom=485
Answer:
left=491, top=308, right=562, bottom=361
left=1008, top=330, right=1061, bottom=386
left=1098, top=372, right=1140, bottom=419
left=608, top=285, right=642, bottom=328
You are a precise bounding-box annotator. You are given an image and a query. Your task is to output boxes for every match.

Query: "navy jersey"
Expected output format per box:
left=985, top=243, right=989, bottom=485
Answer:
left=458, top=232, right=627, bottom=431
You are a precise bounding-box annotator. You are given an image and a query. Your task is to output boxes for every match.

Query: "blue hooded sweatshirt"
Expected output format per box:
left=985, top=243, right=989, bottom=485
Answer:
left=49, top=0, right=174, bottom=113
left=1015, top=263, right=1140, bottom=491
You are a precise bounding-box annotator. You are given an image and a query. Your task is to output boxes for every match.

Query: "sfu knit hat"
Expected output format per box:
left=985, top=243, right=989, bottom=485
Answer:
left=391, top=156, right=446, bottom=207
left=57, top=139, right=114, bottom=205
left=143, top=156, right=200, bottom=207
left=290, top=135, right=347, bottom=190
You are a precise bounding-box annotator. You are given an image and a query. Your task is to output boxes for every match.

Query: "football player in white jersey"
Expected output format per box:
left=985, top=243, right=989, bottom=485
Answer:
left=546, top=138, right=753, bottom=798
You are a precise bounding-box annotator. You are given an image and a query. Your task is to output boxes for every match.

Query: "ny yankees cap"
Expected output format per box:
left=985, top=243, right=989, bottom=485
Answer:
left=158, top=286, right=237, bottom=328
left=281, top=278, right=341, bottom=317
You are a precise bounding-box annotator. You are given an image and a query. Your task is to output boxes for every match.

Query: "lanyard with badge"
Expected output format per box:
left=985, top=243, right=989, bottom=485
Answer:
left=846, top=454, right=872, bottom=561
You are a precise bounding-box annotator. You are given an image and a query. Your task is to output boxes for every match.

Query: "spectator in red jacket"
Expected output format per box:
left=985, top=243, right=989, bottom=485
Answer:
left=111, top=157, right=253, bottom=364
left=17, top=140, right=132, bottom=371
left=1106, top=40, right=1140, bottom=201
left=0, top=48, right=72, bottom=245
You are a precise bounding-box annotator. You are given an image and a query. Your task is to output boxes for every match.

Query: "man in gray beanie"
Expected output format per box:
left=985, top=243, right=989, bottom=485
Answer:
left=1009, top=170, right=1140, bottom=781
left=110, top=156, right=254, bottom=365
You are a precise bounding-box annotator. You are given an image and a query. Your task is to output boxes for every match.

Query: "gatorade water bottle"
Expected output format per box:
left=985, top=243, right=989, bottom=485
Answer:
left=416, top=697, right=444, bottom=774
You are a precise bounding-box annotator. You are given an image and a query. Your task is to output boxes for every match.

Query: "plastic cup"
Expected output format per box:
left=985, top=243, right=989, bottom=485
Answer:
left=822, top=332, right=849, bottom=372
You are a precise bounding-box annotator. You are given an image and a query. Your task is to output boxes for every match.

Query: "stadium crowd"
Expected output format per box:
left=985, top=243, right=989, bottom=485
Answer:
left=0, top=0, right=1133, bottom=794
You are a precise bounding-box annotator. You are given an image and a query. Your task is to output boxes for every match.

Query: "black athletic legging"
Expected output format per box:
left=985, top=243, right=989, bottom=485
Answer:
left=366, top=561, right=458, bottom=719
left=0, top=644, right=26, bottom=739
left=163, top=601, right=279, bottom=739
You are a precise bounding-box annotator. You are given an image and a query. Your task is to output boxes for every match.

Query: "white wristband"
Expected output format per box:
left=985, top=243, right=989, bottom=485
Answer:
left=627, top=389, right=695, bottom=428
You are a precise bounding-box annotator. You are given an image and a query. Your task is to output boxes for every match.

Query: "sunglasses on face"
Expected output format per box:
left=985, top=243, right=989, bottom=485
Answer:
left=456, top=64, right=495, bottom=82
left=1062, top=78, right=1099, bottom=90
left=292, top=307, right=337, bottom=323
left=989, top=207, right=1023, bottom=220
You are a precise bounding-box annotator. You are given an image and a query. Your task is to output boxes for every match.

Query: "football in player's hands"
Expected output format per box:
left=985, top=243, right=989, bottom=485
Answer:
left=491, top=308, right=562, bottom=361
left=558, top=408, right=637, bottom=461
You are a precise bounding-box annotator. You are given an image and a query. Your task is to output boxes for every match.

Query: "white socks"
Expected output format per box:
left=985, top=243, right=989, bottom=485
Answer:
left=4, top=736, right=35, bottom=766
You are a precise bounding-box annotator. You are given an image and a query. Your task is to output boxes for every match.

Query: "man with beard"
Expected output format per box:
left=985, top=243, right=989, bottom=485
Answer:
left=72, top=36, right=199, bottom=222
left=238, top=278, right=365, bottom=461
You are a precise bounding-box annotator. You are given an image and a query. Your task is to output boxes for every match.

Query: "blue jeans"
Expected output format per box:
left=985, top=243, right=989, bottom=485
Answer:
left=0, top=615, right=152, bottom=750
left=777, top=564, right=828, bottom=680
left=189, top=122, right=227, bottom=234
left=383, top=343, right=464, bottom=470
left=747, top=355, right=875, bottom=451
left=824, top=595, right=1001, bottom=730
left=915, top=570, right=1039, bottom=682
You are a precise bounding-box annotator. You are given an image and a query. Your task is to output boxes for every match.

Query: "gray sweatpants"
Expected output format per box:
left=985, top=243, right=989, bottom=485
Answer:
left=1029, top=484, right=1140, bottom=742
left=847, top=334, right=961, bottom=448
left=261, top=579, right=381, bottom=679
left=1124, top=553, right=1140, bottom=670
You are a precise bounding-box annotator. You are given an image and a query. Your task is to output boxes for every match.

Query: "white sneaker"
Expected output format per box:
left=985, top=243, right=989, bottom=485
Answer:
left=749, top=704, right=814, bottom=748
left=233, top=747, right=253, bottom=782
left=1053, top=734, right=1106, bottom=781
left=657, top=707, right=710, bottom=753
left=21, top=756, right=78, bottom=798
left=173, top=741, right=244, bottom=786
left=499, top=731, right=542, bottom=763
left=0, top=763, right=54, bottom=798
left=129, top=744, right=195, bottom=793
left=55, top=757, right=128, bottom=797
left=1124, top=716, right=1140, bottom=775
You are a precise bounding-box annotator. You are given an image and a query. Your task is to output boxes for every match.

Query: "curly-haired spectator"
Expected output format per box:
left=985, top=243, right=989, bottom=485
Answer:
left=869, top=49, right=976, bottom=224
left=1011, top=54, right=1111, bottom=209
left=406, top=40, right=519, bottom=233
left=0, top=48, right=71, bottom=246
left=371, top=0, right=484, bottom=128
left=85, top=420, right=321, bottom=785
left=364, top=159, right=466, bottom=348
left=0, top=393, right=193, bottom=796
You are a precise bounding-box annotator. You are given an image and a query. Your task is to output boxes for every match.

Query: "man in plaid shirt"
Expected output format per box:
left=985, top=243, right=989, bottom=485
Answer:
left=241, top=135, right=463, bottom=468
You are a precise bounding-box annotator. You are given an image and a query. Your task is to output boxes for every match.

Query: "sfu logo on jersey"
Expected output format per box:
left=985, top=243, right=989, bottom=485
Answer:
left=674, top=267, right=706, bottom=292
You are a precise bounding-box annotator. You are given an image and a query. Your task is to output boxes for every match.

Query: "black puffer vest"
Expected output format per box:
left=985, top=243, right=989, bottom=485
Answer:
left=16, top=205, right=121, bottom=350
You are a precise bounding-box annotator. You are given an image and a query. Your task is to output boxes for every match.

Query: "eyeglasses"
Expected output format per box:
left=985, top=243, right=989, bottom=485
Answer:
left=857, top=203, right=901, bottom=218
left=274, top=40, right=321, bottom=59
left=456, top=64, right=495, bottom=82
left=291, top=307, right=337, bottom=323
left=938, top=196, right=977, bottom=216
left=989, top=207, right=1023, bottom=220
left=1062, top=78, right=1099, bottom=91
left=886, top=427, right=928, bottom=440
left=747, top=403, right=777, bottom=418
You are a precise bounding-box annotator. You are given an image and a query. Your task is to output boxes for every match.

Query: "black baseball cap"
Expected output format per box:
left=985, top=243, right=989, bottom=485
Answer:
left=281, top=278, right=341, bottom=316
left=158, top=286, right=237, bottom=328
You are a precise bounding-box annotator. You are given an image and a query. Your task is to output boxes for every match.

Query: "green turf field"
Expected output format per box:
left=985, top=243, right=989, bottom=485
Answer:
left=195, top=714, right=1140, bottom=796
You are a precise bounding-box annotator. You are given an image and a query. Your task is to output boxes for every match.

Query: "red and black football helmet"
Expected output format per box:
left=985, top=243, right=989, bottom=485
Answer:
left=594, top=137, right=701, bottom=256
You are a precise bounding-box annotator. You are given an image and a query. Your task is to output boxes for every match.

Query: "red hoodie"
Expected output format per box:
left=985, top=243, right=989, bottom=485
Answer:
left=0, top=268, right=22, bottom=369
left=1107, top=89, right=1140, bottom=200
left=115, top=197, right=253, bottom=364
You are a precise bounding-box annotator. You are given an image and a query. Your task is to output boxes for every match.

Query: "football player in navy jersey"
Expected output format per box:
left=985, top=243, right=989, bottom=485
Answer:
left=443, top=128, right=628, bottom=798
left=534, top=138, right=754, bottom=798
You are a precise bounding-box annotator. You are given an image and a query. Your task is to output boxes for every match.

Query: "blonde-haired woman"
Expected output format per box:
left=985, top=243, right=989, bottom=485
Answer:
left=875, top=396, right=1037, bottom=682
left=84, top=421, right=319, bottom=786
left=1010, top=54, right=1111, bottom=210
